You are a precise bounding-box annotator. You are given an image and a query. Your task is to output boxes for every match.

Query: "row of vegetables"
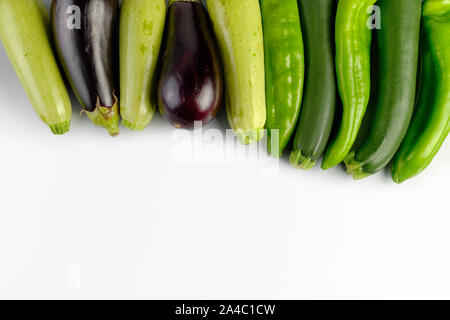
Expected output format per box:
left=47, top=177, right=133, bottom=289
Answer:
left=0, top=0, right=449, bottom=183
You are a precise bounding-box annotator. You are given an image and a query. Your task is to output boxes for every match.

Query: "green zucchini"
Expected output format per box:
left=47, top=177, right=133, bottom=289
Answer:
left=119, top=0, right=166, bottom=131
left=344, top=0, right=422, bottom=179
left=290, top=0, right=337, bottom=169
left=0, top=0, right=72, bottom=134
left=206, top=0, right=266, bottom=145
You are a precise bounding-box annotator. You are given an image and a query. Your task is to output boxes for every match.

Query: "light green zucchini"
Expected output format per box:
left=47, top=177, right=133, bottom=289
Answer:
left=0, top=0, right=72, bottom=134
left=119, top=0, right=167, bottom=131
left=206, top=0, right=266, bottom=144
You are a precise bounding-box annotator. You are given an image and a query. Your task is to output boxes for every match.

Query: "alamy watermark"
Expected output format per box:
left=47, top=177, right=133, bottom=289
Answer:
left=66, top=265, right=81, bottom=291
left=170, top=122, right=280, bottom=175
left=66, top=5, right=81, bottom=30
left=368, top=5, right=381, bottom=30
left=64, top=4, right=381, bottom=31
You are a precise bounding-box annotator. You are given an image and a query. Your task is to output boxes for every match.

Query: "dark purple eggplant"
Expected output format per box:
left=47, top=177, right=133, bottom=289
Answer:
left=158, top=0, right=224, bottom=129
left=51, top=0, right=120, bottom=135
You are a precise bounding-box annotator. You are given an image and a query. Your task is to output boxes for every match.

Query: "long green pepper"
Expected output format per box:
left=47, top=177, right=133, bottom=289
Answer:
left=392, top=0, right=450, bottom=183
left=260, top=0, right=304, bottom=158
left=322, top=0, right=377, bottom=170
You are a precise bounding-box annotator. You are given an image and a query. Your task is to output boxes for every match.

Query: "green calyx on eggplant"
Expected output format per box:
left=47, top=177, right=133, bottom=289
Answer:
left=158, top=0, right=224, bottom=129
left=51, top=0, right=120, bottom=136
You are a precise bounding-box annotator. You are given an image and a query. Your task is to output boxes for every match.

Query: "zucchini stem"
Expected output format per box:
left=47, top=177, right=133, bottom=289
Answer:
left=49, top=121, right=71, bottom=135
left=344, top=151, right=371, bottom=180
left=290, top=150, right=316, bottom=170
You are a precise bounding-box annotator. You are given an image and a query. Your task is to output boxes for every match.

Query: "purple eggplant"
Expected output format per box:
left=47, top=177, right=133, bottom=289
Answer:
left=51, top=0, right=120, bottom=135
left=158, top=0, right=224, bottom=129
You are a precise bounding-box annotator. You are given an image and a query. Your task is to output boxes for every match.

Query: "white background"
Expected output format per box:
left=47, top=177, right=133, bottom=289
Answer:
left=0, top=0, right=450, bottom=300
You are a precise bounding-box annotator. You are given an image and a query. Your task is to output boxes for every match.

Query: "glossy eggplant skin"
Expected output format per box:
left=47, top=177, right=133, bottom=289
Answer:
left=51, top=0, right=120, bottom=135
left=158, top=0, right=224, bottom=129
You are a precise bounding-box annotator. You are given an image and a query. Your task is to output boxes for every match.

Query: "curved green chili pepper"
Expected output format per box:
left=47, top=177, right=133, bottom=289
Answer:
left=345, top=0, right=422, bottom=180
left=321, top=0, right=377, bottom=170
left=261, top=0, right=304, bottom=158
left=391, top=0, right=450, bottom=183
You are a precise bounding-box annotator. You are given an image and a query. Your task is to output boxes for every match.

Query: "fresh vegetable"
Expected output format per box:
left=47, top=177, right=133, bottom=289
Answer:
left=392, top=0, right=450, bottom=183
left=158, top=0, right=223, bottom=129
left=290, top=0, right=337, bottom=169
left=120, top=0, right=166, bottom=131
left=321, top=0, right=377, bottom=170
left=0, top=0, right=72, bottom=134
left=345, top=0, right=422, bottom=179
left=260, top=0, right=304, bottom=157
left=206, top=0, right=266, bottom=144
left=51, top=0, right=120, bottom=136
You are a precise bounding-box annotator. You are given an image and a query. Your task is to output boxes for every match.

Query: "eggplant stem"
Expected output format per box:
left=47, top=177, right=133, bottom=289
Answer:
left=85, top=95, right=120, bottom=136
